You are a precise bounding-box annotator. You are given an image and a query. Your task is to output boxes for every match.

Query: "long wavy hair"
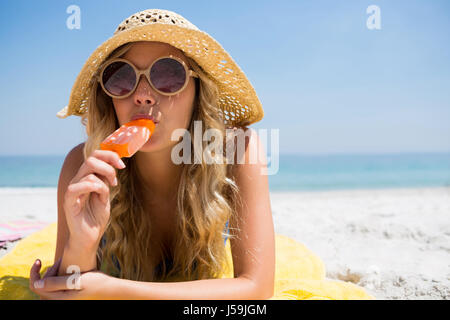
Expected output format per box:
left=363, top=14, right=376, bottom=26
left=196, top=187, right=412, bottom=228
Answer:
left=80, top=41, right=243, bottom=282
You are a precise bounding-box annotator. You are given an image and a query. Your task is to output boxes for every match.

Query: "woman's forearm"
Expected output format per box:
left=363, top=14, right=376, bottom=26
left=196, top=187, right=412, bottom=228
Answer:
left=106, top=276, right=272, bottom=300
left=57, top=240, right=98, bottom=276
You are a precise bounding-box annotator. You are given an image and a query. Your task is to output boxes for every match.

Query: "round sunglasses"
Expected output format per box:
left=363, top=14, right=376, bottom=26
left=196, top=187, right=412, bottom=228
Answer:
left=97, top=55, right=199, bottom=99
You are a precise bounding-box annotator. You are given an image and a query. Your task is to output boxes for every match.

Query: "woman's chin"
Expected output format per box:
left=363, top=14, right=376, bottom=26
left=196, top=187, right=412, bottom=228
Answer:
left=136, top=136, right=164, bottom=153
left=140, top=137, right=156, bottom=148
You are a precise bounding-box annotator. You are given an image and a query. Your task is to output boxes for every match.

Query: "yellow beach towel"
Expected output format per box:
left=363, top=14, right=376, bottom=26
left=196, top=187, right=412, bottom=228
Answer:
left=0, top=223, right=374, bottom=300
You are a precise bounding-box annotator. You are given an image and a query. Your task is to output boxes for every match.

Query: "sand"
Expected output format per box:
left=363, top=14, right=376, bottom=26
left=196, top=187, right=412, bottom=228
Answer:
left=1, top=186, right=449, bottom=299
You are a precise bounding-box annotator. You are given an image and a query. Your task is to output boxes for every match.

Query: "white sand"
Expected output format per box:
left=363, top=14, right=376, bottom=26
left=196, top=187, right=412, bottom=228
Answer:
left=271, top=187, right=450, bottom=300
left=1, top=187, right=449, bottom=299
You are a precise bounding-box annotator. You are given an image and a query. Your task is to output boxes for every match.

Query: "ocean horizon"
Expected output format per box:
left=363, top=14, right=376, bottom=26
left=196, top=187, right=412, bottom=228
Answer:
left=0, top=152, right=449, bottom=192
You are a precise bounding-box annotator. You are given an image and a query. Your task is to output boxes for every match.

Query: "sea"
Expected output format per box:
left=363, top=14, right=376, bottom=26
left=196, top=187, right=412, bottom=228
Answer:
left=0, top=153, right=449, bottom=192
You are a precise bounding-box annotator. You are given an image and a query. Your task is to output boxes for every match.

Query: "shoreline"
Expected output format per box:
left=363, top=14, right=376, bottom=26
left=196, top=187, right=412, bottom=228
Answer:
left=1, top=186, right=449, bottom=299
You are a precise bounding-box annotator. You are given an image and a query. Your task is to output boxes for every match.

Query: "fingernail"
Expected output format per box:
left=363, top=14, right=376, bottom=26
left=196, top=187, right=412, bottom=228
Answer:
left=35, top=259, right=41, bottom=266
left=113, top=177, right=118, bottom=186
left=34, top=279, right=44, bottom=289
left=118, top=159, right=126, bottom=169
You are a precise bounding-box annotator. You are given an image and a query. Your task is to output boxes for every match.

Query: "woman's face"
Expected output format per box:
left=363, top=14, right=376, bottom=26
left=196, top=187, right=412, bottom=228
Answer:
left=112, top=41, right=197, bottom=153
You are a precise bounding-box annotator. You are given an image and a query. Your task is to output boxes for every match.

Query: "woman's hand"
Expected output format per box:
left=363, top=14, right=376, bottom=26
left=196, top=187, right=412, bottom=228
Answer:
left=64, top=149, right=125, bottom=250
left=29, top=258, right=112, bottom=300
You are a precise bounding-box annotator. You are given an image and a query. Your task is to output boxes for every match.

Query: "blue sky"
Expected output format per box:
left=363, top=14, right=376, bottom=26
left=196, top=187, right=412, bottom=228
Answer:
left=1, top=0, right=449, bottom=155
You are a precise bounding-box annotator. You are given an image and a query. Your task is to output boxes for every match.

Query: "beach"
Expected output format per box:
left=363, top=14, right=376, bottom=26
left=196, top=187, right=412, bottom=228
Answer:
left=1, top=186, right=449, bottom=300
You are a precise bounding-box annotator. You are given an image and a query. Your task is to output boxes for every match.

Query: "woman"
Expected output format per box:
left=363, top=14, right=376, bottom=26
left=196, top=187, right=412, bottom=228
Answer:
left=29, top=9, right=275, bottom=299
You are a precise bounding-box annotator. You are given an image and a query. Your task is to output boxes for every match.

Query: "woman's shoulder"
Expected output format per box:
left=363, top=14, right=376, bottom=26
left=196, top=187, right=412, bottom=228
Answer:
left=225, top=127, right=268, bottom=180
left=225, top=126, right=263, bottom=164
left=62, top=142, right=85, bottom=174
left=69, top=142, right=85, bottom=162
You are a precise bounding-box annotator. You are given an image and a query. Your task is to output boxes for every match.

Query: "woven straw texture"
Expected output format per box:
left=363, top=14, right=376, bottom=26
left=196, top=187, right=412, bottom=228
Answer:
left=57, top=9, right=264, bottom=127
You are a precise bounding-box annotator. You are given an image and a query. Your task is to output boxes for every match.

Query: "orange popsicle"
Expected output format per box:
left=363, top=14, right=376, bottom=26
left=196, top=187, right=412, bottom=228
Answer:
left=100, top=119, right=156, bottom=158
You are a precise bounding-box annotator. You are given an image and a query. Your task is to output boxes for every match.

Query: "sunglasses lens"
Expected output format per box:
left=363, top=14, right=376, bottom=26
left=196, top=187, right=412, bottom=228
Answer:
left=150, top=58, right=186, bottom=94
left=102, top=61, right=136, bottom=97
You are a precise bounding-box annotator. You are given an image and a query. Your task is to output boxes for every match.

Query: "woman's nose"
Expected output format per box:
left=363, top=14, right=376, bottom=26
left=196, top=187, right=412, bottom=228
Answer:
left=133, top=75, right=159, bottom=106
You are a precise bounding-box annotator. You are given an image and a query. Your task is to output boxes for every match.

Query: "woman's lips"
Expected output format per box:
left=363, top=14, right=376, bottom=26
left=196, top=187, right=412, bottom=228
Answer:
left=130, top=114, right=159, bottom=124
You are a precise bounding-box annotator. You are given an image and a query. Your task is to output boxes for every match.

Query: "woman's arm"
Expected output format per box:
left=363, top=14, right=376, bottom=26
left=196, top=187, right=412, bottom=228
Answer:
left=58, top=241, right=98, bottom=276
left=55, top=143, right=98, bottom=275
left=30, top=269, right=268, bottom=300
left=226, top=127, right=275, bottom=297
left=105, top=276, right=268, bottom=300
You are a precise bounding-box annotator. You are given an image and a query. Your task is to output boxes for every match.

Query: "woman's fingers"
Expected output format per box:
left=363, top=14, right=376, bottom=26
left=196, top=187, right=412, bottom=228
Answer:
left=43, top=258, right=62, bottom=278
left=29, top=259, right=42, bottom=292
left=64, top=149, right=123, bottom=219
left=29, top=258, right=82, bottom=301
left=72, top=156, right=116, bottom=188
left=72, top=150, right=125, bottom=185
left=91, top=149, right=125, bottom=170
left=65, top=179, right=109, bottom=210
left=66, top=173, right=110, bottom=210
left=34, top=274, right=76, bottom=292
left=78, top=174, right=111, bottom=205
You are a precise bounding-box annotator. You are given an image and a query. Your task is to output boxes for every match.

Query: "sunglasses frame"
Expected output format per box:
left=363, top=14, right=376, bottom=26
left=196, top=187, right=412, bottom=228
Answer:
left=97, top=54, right=199, bottom=99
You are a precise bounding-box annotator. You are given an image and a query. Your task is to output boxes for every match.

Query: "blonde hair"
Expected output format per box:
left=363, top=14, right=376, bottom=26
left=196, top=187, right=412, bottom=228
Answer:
left=80, top=42, right=243, bottom=282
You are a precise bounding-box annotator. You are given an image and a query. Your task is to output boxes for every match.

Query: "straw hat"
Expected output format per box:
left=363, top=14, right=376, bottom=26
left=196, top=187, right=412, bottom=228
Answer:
left=56, top=8, right=264, bottom=127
